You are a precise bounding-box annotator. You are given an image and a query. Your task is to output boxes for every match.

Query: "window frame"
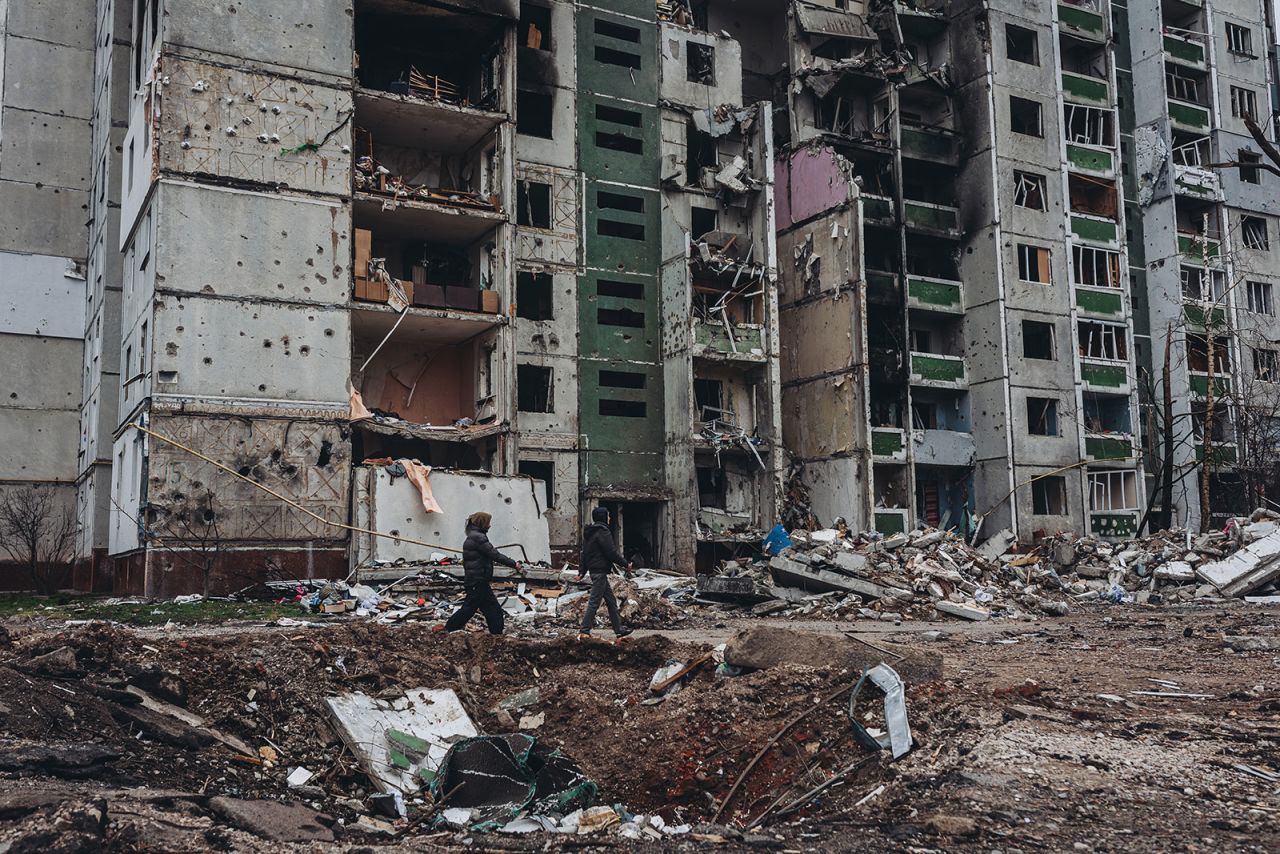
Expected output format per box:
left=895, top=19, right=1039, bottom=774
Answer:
left=1072, top=244, right=1122, bottom=289
left=1254, top=347, right=1280, bottom=382
left=1088, top=471, right=1138, bottom=512
left=1013, top=170, right=1047, bottom=210
left=1009, top=96, right=1044, bottom=138
left=1247, top=280, right=1274, bottom=315
left=1230, top=85, right=1258, bottom=119
left=1017, top=243, right=1051, bottom=284
left=1242, top=216, right=1270, bottom=250
left=1225, top=22, right=1253, bottom=57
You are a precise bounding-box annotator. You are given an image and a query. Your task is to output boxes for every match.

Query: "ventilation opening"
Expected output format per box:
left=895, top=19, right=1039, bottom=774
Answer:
left=596, top=104, right=642, bottom=127
left=599, top=399, right=647, bottom=418
left=599, top=369, right=646, bottom=388
left=593, top=18, right=640, bottom=42
left=599, top=307, right=645, bottom=327
left=595, top=45, right=641, bottom=68
left=597, top=191, right=644, bottom=212
left=596, top=131, right=643, bottom=154
left=516, top=272, right=553, bottom=320
left=598, top=219, right=645, bottom=240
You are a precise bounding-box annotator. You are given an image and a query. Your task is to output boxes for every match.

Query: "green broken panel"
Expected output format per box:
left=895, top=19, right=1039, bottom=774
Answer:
left=1062, top=72, right=1108, bottom=104
left=908, top=277, right=962, bottom=310
left=901, top=127, right=956, bottom=162
left=1189, top=373, right=1231, bottom=397
left=1058, top=3, right=1105, bottom=37
left=1070, top=215, right=1117, bottom=243
left=581, top=449, right=666, bottom=491
left=577, top=8, right=658, bottom=103
left=694, top=319, right=763, bottom=353
left=862, top=194, right=893, bottom=221
left=911, top=353, right=965, bottom=383
left=874, top=511, right=907, bottom=535
left=904, top=201, right=958, bottom=232
left=1196, top=444, right=1238, bottom=464
left=1067, top=144, right=1113, bottom=173
left=1081, top=362, right=1127, bottom=388
left=1163, top=35, right=1205, bottom=66
left=1182, top=303, right=1226, bottom=329
left=1091, top=512, right=1137, bottom=537
left=871, top=429, right=904, bottom=457
left=1086, top=435, right=1132, bottom=460
left=1178, top=233, right=1220, bottom=259
left=387, top=729, right=433, bottom=758
left=389, top=750, right=412, bottom=771
left=578, top=92, right=660, bottom=186
left=1168, top=99, right=1210, bottom=130
left=1075, top=287, right=1123, bottom=316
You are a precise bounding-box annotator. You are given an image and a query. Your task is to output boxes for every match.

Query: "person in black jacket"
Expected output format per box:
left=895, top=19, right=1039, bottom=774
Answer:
left=443, top=511, right=521, bottom=634
left=576, top=506, right=633, bottom=639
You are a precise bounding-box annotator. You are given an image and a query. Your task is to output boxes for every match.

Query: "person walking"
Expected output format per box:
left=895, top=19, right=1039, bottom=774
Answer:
left=443, top=511, right=521, bottom=634
left=576, top=506, right=633, bottom=640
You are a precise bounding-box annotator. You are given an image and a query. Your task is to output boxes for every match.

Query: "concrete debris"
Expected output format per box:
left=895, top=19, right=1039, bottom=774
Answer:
left=1196, top=527, right=1280, bottom=596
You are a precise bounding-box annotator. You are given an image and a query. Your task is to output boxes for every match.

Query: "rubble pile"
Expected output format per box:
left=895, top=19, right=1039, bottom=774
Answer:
left=697, top=509, right=1280, bottom=621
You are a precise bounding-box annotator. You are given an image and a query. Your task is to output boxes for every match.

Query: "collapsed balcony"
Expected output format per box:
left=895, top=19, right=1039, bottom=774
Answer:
left=692, top=367, right=769, bottom=539
left=1083, top=395, right=1135, bottom=462
left=690, top=247, right=768, bottom=363
left=354, top=0, right=508, bottom=112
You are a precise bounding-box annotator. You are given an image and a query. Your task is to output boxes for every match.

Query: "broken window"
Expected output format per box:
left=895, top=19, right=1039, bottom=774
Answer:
left=686, top=121, right=717, bottom=183
left=1031, top=476, right=1067, bottom=515
left=1017, top=244, right=1051, bottom=284
left=517, top=364, right=553, bottom=413
left=1226, top=22, right=1253, bottom=56
left=1023, top=320, right=1056, bottom=360
left=1243, top=216, right=1270, bottom=250
left=1078, top=321, right=1127, bottom=361
left=1013, top=171, right=1047, bottom=210
left=1255, top=348, right=1280, bottom=381
left=595, top=104, right=643, bottom=154
left=1072, top=245, right=1121, bottom=288
left=693, top=378, right=724, bottom=422
left=1027, top=397, right=1059, bottom=436
left=517, top=90, right=554, bottom=138
left=1063, top=104, right=1115, bottom=147
left=687, top=42, right=715, bottom=84
left=1230, top=86, right=1258, bottom=120
left=1165, top=68, right=1200, bottom=103
left=691, top=207, right=717, bottom=240
left=911, top=401, right=938, bottom=430
left=520, top=3, right=552, bottom=50
left=1009, top=96, right=1043, bottom=137
left=516, top=272, right=553, bottom=320
left=1191, top=401, right=1233, bottom=442
left=1239, top=150, right=1262, bottom=184
left=517, top=180, right=552, bottom=228
left=909, top=328, right=933, bottom=353
left=1247, top=280, right=1274, bottom=315
left=518, top=460, right=555, bottom=507
left=697, top=466, right=727, bottom=509
left=1180, top=265, right=1225, bottom=302
left=1006, top=24, right=1039, bottom=65
left=1068, top=173, right=1118, bottom=218
left=1187, top=334, right=1231, bottom=374
left=1172, top=134, right=1211, bottom=167
left=1088, top=471, right=1137, bottom=512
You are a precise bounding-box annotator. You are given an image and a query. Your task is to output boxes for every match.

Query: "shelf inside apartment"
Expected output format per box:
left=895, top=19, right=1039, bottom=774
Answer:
left=354, top=87, right=505, bottom=154
left=351, top=300, right=503, bottom=346
left=353, top=191, right=505, bottom=244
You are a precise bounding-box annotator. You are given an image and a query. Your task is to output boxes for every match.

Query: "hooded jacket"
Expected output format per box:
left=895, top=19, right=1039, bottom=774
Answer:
left=462, top=523, right=518, bottom=586
left=580, top=522, right=627, bottom=576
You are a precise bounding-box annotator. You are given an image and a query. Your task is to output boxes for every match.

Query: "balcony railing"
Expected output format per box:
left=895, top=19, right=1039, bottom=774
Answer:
left=1067, top=143, right=1114, bottom=174
left=1058, top=1, right=1106, bottom=39
left=1081, top=360, right=1129, bottom=392
left=907, top=275, right=963, bottom=313
left=1091, top=511, right=1138, bottom=538
left=1178, top=232, right=1221, bottom=260
left=871, top=427, right=907, bottom=461
left=1189, top=371, right=1231, bottom=397
left=1163, top=33, right=1207, bottom=68
left=1062, top=71, right=1109, bottom=105
left=1071, top=213, right=1119, bottom=244
left=1075, top=286, right=1124, bottom=317
left=904, top=199, right=959, bottom=232
left=862, top=193, right=894, bottom=222
left=1086, top=433, right=1134, bottom=461
left=910, top=351, right=966, bottom=386
left=1173, top=164, right=1222, bottom=200
left=1168, top=97, right=1211, bottom=131
left=693, top=319, right=764, bottom=360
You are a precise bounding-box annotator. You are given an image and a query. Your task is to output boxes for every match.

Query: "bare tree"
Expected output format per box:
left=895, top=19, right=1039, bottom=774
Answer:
left=0, top=486, right=77, bottom=595
left=151, top=490, right=224, bottom=599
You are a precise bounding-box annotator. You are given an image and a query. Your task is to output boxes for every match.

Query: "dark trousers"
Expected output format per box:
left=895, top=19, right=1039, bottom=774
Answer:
left=581, top=573, right=622, bottom=633
left=445, top=583, right=505, bottom=635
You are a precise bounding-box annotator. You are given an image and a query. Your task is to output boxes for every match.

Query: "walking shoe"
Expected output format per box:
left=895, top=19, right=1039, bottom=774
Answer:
left=576, top=632, right=592, bottom=641
left=615, top=627, right=634, bottom=639
left=431, top=624, right=446, bottom=633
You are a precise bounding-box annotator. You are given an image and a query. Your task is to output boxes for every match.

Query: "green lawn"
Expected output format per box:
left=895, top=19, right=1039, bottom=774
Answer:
left=0, top=594, right=307, bottom=626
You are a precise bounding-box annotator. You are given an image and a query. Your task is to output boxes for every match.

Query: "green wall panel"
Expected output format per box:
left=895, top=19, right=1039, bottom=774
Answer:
left=1091, top=512, right=1137, bottom=537
left=908, top=277, right=962, bottom=309
left=1059, top=3, right=1105, bottom=37
left=578, top=92, right=660, bottom=185
left=1086, top=435, right=1132, bottom=460
left=1062, top=72, right=1108, bottom=104
left=577, top=8, right=658, bottom=102
left=1067, top=144, right=1113, bottom=173
left=1082, top=362, right=1127, bottom=388
left=1071, top=215, right=1117, bottom=243
left=1075, top=287, right=1123, bottom=316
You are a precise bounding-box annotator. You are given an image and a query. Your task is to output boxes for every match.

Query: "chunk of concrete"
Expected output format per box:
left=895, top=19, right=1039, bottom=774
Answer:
left=832, top=551, right=870, bottom=576
left=1196, top=529, right=1280, bottom=596
left=208, top=797, right=335, bottom=843
left=770, top=556, right=909, bottom=600
left=934, top=600, right=990, bottom=621
left=977, top=529, right=1016, bottom=562
left=1154, top=561, right=1195, bottom=582
left=722, top=626, right=942, bottom=683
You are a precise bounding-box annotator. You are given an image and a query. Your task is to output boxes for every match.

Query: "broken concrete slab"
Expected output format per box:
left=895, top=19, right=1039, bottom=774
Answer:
left=933, top=600, right=990, bottom=621
left=977, top=529, right=1016, bottom=562
left=695, top=574, right=761, bottom=601
left=722, top=626, right=942, bottom=683
left=770, top=556, right=909, bottom=600
left=831, top=551, right=870, bottom=576
left=1224, top=636, right=1280, bottom=652
left=1196, top=529, right=1280, bottom=596
left=325, top=687, right=477, bottom=795
left=1153, top=561, right=1195, bottom=582
left=208, top=797, right=335, bottom=843
left=0, top=742, right=121, bottom=777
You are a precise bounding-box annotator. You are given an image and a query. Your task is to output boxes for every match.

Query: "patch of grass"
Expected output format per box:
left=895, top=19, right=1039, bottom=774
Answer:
left=0, top=594, right=307, bottom=626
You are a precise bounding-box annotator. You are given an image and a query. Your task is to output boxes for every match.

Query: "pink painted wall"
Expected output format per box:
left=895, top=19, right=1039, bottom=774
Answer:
left=774, top=146, right=854, bottom=229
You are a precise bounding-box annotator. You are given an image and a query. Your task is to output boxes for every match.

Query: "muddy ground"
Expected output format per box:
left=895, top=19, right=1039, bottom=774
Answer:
left=0, top=604, right=1277, bottom=852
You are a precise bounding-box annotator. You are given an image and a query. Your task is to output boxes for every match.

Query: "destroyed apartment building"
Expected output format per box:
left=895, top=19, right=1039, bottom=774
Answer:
left=1, top=0, right=1279, bottom=593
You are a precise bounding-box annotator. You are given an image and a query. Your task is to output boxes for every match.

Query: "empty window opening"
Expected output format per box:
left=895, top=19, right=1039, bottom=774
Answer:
left=1084, top=395, right=1131, bottom=433
left=910, top=401, right=938, bottom=429
left=1191, top=401, right=1234, bottom=443
left=1230, top=86, right=1258, bottom=119
left=1014, top=170, right=1047, bottom=210
left=697, top=466, right=727, bottom=509
left=1172, top=133, right=1211, bottom=167
left=1254, top=348, right=1280, bottom=382
left=1187, top=334, right=1231, bottom=374
left=909, top=328, right=933, bottom=353
left=596, top=104, right=642, bottom=127
left=691, top=207, right=718, bottom=240
left=1078, top=321, right=1127, bottom=361
left=1031, top=476, right=1067, bottom=515
left=1247, top=280, right=1274, bottom=315
left=1006, top=25, right=1039, bottom=65
left=597, top=219, right=646, bottom=240
left=596, top=130, right=642, bottom=153
left=598, top=306, right=646, bottom=327
left=1243, top=216, right=1270, bottom=250
left=1073, top=245, right=1122, bottom=288
left=1226, top=22, right=1253, bottom=56
left=687, top=42, right=715, bottom=84
left=520, top=3, right=551, bottom=50
left=594, top=18, right=640, bottom=43
left=517, top=180, right=552, bottom=228
left=597, top=279, right=644, bottom=300
left=516, top=271, right=553, bottom=320
left=1023, top=320, right=1056, bottom=359
left=517, top=364, right=553, bottom=412
left=1089, top=471, right=1137, bottom=512
left=596, top=45, right=642, bottom=69
left=693, top=378, right=724, bottom=422
left=1069, top=173, right=1118, bottom=218
left=1063, top=104, right=1115, bottom=147
left=517, top=90, right=554, bottom=138
left=1009, top=97, right=1043, bottom=137
left=686, top=121, right=718, bottom=182
left=1017, top=244, right=1051, bottom=283
left=1180, top=265, right=1225, bottom=301
left=600, top=369, right=646, bottom=388
left=518, top=459, right=555, bottom=507
left=1027, top=397, right=1059, bottom=435
left=600, top=399, right=647, bottom=418
left=598, top=190, right=644, bottom=213
left=1239, top=150, right=1262, bottom=184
